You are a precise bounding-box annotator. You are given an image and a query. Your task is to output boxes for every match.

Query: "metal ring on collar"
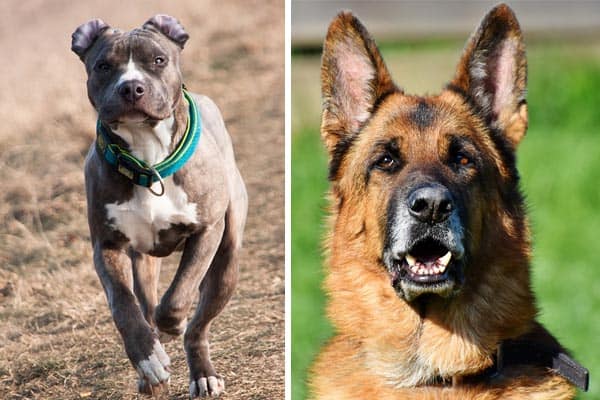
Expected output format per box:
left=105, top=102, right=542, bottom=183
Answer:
left=147, top=166, right=165, bottom=197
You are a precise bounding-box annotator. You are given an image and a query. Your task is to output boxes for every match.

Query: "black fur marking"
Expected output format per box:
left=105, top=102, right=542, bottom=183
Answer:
left=328, top=131, right=358, bottom=181
left=445, top=83, right=470, bottom=103
left=371, top=88, right=400, bottom=115
left=409, top=100, right=436, bottom=129
left=445, top=82, right=485, bottom=122
left=383, top=187, right=403, bottom=254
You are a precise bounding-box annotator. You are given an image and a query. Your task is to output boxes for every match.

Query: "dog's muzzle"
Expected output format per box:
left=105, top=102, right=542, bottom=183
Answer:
left=383, top=183, right=465, bottom=302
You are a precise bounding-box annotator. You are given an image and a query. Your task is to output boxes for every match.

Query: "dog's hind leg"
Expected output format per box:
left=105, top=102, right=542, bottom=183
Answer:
left=186, top=201, right=246, bottom=398
left=131, top=251, right=161, bottom=327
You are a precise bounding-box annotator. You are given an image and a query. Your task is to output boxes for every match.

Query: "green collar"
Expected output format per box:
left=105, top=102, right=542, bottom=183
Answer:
left=96, top=90, right=201, bottom=195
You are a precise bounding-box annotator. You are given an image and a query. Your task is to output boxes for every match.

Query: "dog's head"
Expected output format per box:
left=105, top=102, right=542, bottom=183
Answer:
left=71, top=15, right=189, bottom=125
left=321, top=4, right=529, bottom=303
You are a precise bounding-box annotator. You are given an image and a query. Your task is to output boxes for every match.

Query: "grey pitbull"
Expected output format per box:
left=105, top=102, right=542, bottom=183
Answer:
left=71, top=15, right=247, bottom=397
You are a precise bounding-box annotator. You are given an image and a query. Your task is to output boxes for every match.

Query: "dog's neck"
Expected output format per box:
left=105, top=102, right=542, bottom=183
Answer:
left=108, top=95, right=188, bottom=166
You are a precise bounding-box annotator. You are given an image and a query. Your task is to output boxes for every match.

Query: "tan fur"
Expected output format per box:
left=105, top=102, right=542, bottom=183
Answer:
left=311, top=4, right=577, bottom=399
left=312, top=337, right=574, bottom=399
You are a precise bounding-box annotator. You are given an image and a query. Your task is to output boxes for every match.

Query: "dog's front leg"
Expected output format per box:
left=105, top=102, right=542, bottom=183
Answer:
left=131, top=251, right=161, bottom=328
left=93, top=243, right=170, bottom=395
left=154, top=219, right=225, bottom=339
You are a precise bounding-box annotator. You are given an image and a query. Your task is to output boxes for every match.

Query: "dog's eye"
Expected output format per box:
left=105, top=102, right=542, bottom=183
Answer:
left=154, top=56, right=166, bottom=65
left=95, top=62, right=112, bottom=72
left=453, top=152, right=472, bottom=167
left=458, top=155, right=470, bottom=165
left=375, top=154, right=397, bottom=171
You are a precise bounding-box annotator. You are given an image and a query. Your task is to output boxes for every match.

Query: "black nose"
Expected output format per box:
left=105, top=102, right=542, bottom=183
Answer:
left=118, top=80, right=145, bottom=103
left=407, top=184, right=454, bottom=224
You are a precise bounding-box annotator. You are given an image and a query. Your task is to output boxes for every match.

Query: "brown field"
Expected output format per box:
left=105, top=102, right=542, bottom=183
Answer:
left=0, top=0, right=284, bottom=399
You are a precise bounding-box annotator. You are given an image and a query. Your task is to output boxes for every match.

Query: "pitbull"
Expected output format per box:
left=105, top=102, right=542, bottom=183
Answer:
left=71, top=15, right=247, bottom=397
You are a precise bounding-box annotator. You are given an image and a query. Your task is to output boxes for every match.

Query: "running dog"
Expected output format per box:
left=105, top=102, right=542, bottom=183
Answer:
left=72, top=15, right=247, bottom=397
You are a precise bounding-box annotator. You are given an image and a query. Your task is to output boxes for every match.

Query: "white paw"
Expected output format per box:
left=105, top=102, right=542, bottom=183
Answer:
left=136, top=340, right=171, bottom=386
left=189, top=376, right=225, bottom=398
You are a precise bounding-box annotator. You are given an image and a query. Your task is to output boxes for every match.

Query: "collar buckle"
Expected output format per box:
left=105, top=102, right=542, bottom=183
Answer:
left=114, top=153, right=153, bottom=187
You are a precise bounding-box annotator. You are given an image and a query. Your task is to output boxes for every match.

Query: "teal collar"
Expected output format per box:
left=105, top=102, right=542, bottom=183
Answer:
left=96, top=90, right=201, bottom=195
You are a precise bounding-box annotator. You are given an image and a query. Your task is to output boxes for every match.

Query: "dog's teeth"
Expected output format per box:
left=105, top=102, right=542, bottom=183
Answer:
left=433, top=265, right=440, bottom=274
left=438, top=251, right=452, bottom=267
left=405, top=254, right=416, bottom=266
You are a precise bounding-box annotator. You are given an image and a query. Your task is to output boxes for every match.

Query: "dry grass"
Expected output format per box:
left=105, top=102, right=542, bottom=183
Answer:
left=0, top=0, right=283, bottom=399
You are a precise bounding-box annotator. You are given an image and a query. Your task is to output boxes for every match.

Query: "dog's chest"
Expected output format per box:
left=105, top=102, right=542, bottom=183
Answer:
left=106, top=180, right=198, bottom=254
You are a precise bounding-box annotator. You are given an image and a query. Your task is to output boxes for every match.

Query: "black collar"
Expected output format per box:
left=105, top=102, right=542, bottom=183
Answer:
left=434, top=340, right=589, bottom=391
left=496, top=339, right=589, bottom=391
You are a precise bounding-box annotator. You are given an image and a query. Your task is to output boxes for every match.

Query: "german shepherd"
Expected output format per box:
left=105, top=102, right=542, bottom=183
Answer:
left=311, top=4, right=588, bottom=399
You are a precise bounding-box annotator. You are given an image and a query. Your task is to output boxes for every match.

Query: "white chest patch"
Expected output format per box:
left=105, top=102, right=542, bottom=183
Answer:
left=106, top=179, right=198, bottom=253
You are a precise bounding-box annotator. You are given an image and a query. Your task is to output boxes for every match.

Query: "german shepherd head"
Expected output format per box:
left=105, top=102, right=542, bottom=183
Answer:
left=315, top=4, right=578, bottom=398
left=322, top=2, right=532, bottom=320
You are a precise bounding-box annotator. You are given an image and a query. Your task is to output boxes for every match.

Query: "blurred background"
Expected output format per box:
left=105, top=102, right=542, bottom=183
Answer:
left=0, top=1, right=283, bottom=398
left=292, top=1, right=600, bottom=399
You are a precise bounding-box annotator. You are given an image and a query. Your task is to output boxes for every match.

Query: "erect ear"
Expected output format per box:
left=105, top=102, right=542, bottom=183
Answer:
left=71, top=19, right=109, bottom=61
left=450, top=4, right=527, bottom=147
left=321, top=12, right=398, bottom=155
left=143, top=14, right=189, bottom=49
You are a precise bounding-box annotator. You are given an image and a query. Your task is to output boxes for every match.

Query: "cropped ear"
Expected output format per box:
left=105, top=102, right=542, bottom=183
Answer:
left=321, top=12, right=398, bottom=155
left=143, top=14, right=189, bottom=48
left=450, top=4, right=527, bottom=147
left=71, top=19, right=109, bottom=60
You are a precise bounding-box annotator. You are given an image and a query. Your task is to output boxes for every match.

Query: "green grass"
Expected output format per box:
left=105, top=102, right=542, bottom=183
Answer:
left=292, top=43, right=600, bottom=399
left=291, top=126, right=330, bottom=400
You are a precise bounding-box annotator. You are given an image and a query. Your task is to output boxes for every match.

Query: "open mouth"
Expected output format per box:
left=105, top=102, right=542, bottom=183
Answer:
left=402, top=239, right=453, bottom=283
left=384, top=204, right=465, bottom=301
left=388, top=237, right=463, bottom=301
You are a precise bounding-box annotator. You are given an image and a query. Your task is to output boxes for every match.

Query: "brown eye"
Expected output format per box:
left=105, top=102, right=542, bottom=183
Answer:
left=376, top=154, right=396, bottom=171
left=154, top=56, right=166, bottom=65
left=453, top=152, right=472, bottom=167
